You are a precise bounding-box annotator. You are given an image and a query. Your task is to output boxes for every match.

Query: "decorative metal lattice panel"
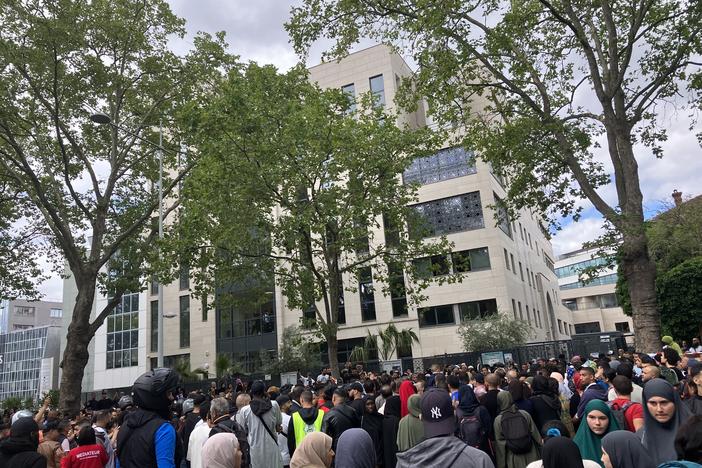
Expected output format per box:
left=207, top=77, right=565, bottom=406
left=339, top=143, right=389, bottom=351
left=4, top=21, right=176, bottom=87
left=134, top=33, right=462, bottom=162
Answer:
left=412, top=191, right=484, bottom=237
left=403, top=146, right=476, bottom=186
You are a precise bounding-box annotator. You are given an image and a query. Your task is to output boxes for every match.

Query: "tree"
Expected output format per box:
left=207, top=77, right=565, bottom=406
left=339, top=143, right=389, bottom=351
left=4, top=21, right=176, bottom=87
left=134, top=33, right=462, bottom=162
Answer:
left=458, top=314, right=533, bottom=352
left=286, top=0, right=702, bottom=352
left=262, top=326, right=323, bottom=376
left=172, top=63, right=453, bottom=376
left=656, top=257, right=702, bottom=343
left=0, top=0, right=234, bottom=415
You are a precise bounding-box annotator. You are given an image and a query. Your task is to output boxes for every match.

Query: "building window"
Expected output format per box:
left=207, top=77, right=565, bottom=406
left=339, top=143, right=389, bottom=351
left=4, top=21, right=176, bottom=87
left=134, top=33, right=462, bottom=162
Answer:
left=519, top=262, right=524, bottom=281
left=14, top=306, right=35, bottom=316
left=452, top=247, right=491, bottom=273
left=49, top=308, right=62, bottom=318
left=558, top=319, right=563, bottom=333
left=560, top=273, right=618, bottom=290
left=518, top=301, right=523, bottom=320
left=414, top=255, right=450, bottom=278
left=403, top=146, right=476, bottom=186
left=493, top=193, right=512, bottom=237
left=150, top=276, right=158, bottom=295
left=150, top=300, right=158, bottom=353
left=526, top=305, right=531, bottom=324
left=459, top=299, right=498, bottom=322
left=411, top=191, right=484, bottom=238
left=179, top=295, right=190, bottom=348
left=341, top=83, right=356, bottom=113
left=574, top=321, right=602, bottom=334
left=418, top=304, right=455, bottom=327
left=107, top=292, right=139, bottom=369
left=554, top=256, right=609, bottom=278
left=179, top=265, right=190, bottom=291
left=563, top=299, right=577, bottom=311
left=526, top=268, right=531, bottom=286
left=598, top=293, right=619, bottom=308
left=615, top=321, right=631, bottom=333
left=358, top=267, right=376, bottom=321
left=511, top=299, right=517, bottom=319
left=510, top=254, right=516, bottom=274
left=388, top=262, right=408, bottom=317
left=504, top=249, right=510, bottom=271
left=369, top=74, right=385, bottom=107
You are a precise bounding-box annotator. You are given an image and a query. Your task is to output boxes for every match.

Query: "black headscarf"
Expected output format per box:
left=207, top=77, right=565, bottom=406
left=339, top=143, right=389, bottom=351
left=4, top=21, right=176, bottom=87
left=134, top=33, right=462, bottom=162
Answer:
left=601, top=430, right=655, bottom=468
left=458, top=385, right=479, bottom=413
left=542, top=436, right=585, bottom=468
left=384, top=395, right=401, bottom=418
left=532, top=375, right=553, bottom=396
left=641, top=378, right=692, bottom=465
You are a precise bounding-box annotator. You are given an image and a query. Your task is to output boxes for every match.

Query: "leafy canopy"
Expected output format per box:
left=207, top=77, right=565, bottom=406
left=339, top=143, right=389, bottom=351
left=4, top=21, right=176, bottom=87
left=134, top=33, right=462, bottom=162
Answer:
left=458, top=314, right=534, bottom=352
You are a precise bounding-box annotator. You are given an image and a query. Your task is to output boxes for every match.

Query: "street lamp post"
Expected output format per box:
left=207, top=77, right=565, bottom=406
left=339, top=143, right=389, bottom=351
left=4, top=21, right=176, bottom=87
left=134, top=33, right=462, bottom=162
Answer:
left=90, top=112, right=167, bottom=368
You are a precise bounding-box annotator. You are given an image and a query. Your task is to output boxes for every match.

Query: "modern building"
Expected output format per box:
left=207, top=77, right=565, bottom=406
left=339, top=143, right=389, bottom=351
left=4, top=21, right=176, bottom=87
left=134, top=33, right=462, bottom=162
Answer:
left=0, top=325, right=62, bottom=401
left=239, top=44, right=575, bottom=368
left=0, top=299, right=63, bottom=334
left=555, top=248, right=633, bottom=338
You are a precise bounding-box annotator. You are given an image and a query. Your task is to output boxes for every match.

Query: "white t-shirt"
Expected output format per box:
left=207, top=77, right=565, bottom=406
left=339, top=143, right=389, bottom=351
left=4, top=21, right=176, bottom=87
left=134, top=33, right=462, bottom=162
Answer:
left=187, top=423, right=211, bottom=468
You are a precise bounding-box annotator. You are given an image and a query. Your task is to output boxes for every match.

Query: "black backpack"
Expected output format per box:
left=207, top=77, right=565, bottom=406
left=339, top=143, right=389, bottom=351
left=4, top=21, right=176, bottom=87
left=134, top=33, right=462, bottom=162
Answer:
left=459, top=411, right=486, bottom=448
left=500, top=410, right=533, bottom=454
left=607, top=400, right=634, bottom=431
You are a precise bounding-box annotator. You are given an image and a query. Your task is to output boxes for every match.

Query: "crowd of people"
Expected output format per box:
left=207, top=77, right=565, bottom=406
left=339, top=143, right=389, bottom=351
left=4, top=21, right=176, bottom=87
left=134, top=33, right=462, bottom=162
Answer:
left=1, top=334, right=701, bottom=468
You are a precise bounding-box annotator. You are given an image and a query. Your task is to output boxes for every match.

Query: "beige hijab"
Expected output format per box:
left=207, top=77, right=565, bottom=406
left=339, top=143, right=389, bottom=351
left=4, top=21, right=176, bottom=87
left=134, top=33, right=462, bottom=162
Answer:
left=290, top=431, right=333, bottom=468
left=201, top=433, right=241, bottom=468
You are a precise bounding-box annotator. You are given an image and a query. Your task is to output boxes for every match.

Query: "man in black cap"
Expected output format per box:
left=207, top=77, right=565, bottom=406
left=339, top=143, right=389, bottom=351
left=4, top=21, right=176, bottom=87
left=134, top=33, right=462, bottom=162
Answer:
left=348, top=382, right=365, bottom=418
left=396, top=388, right=495, bottom=468
left=0, top=416, right=45, bottom=468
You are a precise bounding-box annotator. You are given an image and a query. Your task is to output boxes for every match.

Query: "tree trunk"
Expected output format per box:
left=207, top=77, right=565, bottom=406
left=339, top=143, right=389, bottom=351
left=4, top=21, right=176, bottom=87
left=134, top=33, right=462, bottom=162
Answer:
left=59, top=279, right=97, bottom=416
left=620, top=229, right=660, bottom=352
left=326, top=333, right=340, bottom=379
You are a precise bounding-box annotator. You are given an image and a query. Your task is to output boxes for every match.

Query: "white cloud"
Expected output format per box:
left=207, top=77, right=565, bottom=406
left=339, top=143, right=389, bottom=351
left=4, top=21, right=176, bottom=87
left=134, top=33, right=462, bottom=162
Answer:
left=551, top=217, right=607, bottom=256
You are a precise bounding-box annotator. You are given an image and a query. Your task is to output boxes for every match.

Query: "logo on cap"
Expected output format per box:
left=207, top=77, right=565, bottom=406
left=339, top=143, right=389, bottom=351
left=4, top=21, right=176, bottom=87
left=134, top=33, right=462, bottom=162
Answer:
left=430, top=406, right=442, bottom=419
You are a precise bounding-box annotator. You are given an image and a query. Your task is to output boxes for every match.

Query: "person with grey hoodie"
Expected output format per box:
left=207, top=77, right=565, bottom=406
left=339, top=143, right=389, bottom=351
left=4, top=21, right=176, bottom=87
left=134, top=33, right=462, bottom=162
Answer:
left=396, top=388, right=495, bottom=468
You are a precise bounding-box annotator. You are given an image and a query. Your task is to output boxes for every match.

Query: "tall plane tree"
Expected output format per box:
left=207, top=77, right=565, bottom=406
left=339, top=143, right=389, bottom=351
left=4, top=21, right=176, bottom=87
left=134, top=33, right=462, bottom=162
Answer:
left=0, top=0, right=233, bottom=414
left=172, top=64, right=452, bottom=375
left=286, top=0, right=702, bottom=351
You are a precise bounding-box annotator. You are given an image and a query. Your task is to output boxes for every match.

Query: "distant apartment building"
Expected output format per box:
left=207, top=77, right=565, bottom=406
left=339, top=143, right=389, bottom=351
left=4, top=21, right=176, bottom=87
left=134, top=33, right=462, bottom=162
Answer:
left=0, top=299, right=63, bottom=334
left=555, top=248, right=633, bottom=338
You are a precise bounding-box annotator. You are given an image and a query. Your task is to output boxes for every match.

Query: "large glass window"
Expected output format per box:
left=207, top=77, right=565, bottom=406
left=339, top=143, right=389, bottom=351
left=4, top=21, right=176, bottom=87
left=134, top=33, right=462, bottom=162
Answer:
left=560, top=273, right=618, bottom=290
left=179, top=295, right=190, bottom=348
left=14, top=306, right=35, bottom=316
left=341, top=83, right=356, bottom=113
left=369, top=74, right=385, bottom=107
left=411, top=192, right=484, bottom=238
left=107, top=292, right=139, bottom=369
left=554, top=256, right=609, bottom=278
left=414, top=255, right=450, bottom=278
left=150, top=300, right=158, bottom=353
left=49, top=308, right=62, bottom=318
left=451, top=247, right=491, bottom=272
left=458, top=299, right=498, bottom=322
left=574, top=322, right=602, bottom=334
left=388, top=262, right=408, bottom=317
left=179, top=264, right=190, bottom=291
left=418, top=304, right=455, bottom=327
left=358, top=267, right=376, bottom=321
left=403, top=146, right=476, bottom=186
left=220, top=296, right=277, bottom=337
left=493, top=193, right=512, bottom=237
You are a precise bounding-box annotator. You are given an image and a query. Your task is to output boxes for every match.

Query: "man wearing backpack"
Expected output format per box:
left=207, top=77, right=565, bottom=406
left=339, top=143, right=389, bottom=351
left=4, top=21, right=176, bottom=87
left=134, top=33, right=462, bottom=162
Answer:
left=493, top=391, right=540, bottom=468
left=287, top=390, right=324, bottom=457
left=456, top=386, right=493, bottom=460
left=608, top=376, right=644, bottom=432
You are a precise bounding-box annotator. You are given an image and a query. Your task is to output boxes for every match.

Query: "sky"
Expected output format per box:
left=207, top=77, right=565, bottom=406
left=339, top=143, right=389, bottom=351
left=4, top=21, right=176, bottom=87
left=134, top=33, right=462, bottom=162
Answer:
left=35, top=0, right=702, bottom=301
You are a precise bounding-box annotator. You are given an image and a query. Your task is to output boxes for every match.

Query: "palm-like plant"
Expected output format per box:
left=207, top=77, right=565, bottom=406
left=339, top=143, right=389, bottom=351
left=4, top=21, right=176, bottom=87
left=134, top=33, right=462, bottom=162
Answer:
left=367, top=324, right=420, bottom=361
left=215, top=353, right=233, bottom=379
left=174, top=360, right=195, bottom=381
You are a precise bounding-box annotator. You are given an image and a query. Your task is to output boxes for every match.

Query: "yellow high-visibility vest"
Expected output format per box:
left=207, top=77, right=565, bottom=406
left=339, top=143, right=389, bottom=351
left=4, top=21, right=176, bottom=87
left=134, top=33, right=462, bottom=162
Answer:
left=292, top=409, right=324, bottom=447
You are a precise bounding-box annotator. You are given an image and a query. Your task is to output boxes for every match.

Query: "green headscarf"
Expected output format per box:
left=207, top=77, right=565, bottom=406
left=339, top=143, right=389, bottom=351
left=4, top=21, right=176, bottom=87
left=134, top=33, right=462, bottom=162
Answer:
left=573, top=399, right=620, bottom=467
left=396, top=394, right=424, bottom=452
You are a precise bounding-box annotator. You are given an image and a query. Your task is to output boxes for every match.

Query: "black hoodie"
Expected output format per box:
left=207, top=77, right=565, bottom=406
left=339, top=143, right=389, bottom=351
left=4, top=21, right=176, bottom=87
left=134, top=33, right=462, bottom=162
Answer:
left=322, top=404, right=361, bottom=451
left=0, top=436, right=45, bottom=468
left=287, top=406, right=324, bottom=456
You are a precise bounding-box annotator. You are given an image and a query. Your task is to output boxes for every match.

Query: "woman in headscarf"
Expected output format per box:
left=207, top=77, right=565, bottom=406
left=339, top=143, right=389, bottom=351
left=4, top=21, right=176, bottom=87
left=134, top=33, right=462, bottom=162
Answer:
left=398, top=381, right=416, bottom=418
left=600, top=430, right=655, bottom=468
left=455, top=385, right=493, bottom=458
left=494, top=391, right=541, bottom=468
left=638, top=378, right=692, bottom=465
left=525, top=436, right=600, bottom=468
left=573, top=400, right=620, bottom=467
left=396, top=394, right=424, bottom=452
left=382, top=395, right=401, bottom=468
left=508, top=381, right=535, bottom=419
left=201, top=433, right=242, bottom=468
left=289, top=431, right=333, bottom=468
left=360, top=398, right=383, bottom=464
left=529, top=375, right=561, bottom=435
left=335, top=428, right=376, bottom=468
